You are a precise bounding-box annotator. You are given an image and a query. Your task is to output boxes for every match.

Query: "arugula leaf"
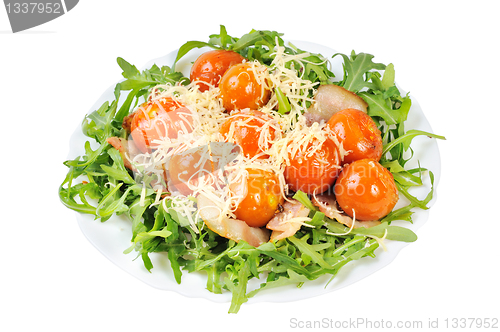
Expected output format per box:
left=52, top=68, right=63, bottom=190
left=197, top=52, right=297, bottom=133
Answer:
left=204, top=262, right=224, bottom=294
left=116, top=87, right=138, bottom=122
left=173, top=41, right=214, bottom=71
left=381, top=63, right=395, bottom=90
left=257, top=243, right=313, bottom=279
left=134, top=229, right=172, bottom=243
left=288, top=235, right=332, bottom=269
left=334, top=52, right=386, bottom=93
left=360, top=92, right=410, bottom=125
left=325, top=220, right=417, bottom=242
left=275, top=86, right=291, bottom=114
left=230, top=29, right=283, bottom=53
left=168, top=248, right=183, bottom=284
left=142, top=252, right=154, bottom=272
left=381, top=205, right=415, bottom=223
left=95, top=184, right=132, bottom=219
left=292, top=190, right=318, bottom=212
left=247, top=269, right=310, bottom=298
left=100, top=148, right=136, bottom=184
left=128, top=198, right=151, bottom=239
left=307, top=211, right=326, bottom=227
left=117, top=57, right=157, bottom=90
left=59, top=181, right=98, bottom=215
left=397, top=170, right=436, bottom=211
left=353, top=223, right=417, bottom=242
left=226, top=261, right=250, bottom=314
left=382, top=129, right=446, bottom=156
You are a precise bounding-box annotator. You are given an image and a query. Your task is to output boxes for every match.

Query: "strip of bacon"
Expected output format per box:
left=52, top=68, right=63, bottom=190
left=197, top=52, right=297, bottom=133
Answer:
left=122, top=112, right=135, bottom=133
left=305, top=84, right=368, bottom=125
left=311, top=194, right=380, bottom=229
left=266, top=200, right=310, bottom=241
left=197, top=193, right=270, bottom=247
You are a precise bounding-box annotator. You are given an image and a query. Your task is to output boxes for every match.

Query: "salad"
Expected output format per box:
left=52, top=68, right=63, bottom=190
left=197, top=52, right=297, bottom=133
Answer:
left=59, top=26, right=445, bottom=313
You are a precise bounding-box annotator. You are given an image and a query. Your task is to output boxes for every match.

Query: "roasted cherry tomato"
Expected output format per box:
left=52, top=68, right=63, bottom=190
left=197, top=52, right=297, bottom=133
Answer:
left=130, top=97, right=193, bottom=153
left=334, top=159, right=398, bottom=221
left=190, top=50, right=245, bottom=92
left=284, top=137, right=341, bottom=195
left=219, top=109, right=276, bottom=159
left=219, top=62, right=270, bottom=112
left=326, top=108, right=383, bottom=164
left=168, top=147, right=216, bottom=196
left=234, top=168, right=284, bottom=228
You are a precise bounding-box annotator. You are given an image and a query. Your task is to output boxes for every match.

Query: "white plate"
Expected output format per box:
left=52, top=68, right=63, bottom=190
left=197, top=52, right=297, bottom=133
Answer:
left=68, top=40, right=441, bottom=304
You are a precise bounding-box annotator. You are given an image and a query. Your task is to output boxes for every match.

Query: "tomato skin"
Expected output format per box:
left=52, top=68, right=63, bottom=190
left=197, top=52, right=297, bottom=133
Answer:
left=326, top=108, right=383, bottom=164
left=190, top=50, right=245, bottom=92
left=219, top=109, right=276, bottom=159
left=284, top=138, right=341, bottom=195
left=219, top=62, right=270, bottom=112
left=234, top=169, right=284, bottom=228
left=130, top=98, right=192, bottom=153
left=168, top=148, right=216, bottom=196
left=334, top=159, right=398, bottom=221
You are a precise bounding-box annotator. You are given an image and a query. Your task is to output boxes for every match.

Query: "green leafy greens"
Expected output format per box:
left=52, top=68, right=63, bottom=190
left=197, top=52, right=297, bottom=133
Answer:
left=59, top=25, right=445, bottom=314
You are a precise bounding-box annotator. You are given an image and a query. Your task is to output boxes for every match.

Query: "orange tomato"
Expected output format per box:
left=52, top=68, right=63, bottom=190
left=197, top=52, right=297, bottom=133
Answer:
left=219, top=62, right=270, bottom=112
left=326, top=108, right=383, bottom=164
left=168, top=147, right=216, bottom=196
left=219, top=109, right=276, bottom=159
left=130, top=98, right=193, bottom=153
left=334, top=159, right=398, bottom=221
left=284, top=137, right=341, bottom=195
left=234, top=169, right=283, bottom=228
left=190, top=50, right=245, bottom=92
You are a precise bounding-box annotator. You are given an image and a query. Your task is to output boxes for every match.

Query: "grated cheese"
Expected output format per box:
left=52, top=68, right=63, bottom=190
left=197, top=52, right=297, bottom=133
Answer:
left=127, top=43, right=344, bottom=231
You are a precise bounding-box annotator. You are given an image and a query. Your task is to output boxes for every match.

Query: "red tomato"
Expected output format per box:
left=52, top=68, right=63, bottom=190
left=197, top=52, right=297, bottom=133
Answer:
left=190, top=50, right=245, bottom=92
left=219, top=62, right=270, bottom=112
left=130, top=98, right=193, bottom=153
left=284, top=137, right=341, bottom=195
left=219, top=109, right=276, bottom=159
left=233, top=169, right=284, bottom=228
left=334, top=159, right=398, bottom=221
left=326, top=108, right=383, bottom=164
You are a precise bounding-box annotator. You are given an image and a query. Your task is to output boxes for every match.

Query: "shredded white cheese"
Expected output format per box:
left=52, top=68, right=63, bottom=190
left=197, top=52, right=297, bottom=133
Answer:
left=128, top=42, right=342, bottom=230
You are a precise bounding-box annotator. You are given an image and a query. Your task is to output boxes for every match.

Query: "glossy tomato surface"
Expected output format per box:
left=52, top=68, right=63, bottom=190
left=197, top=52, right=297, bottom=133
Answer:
left=130, top=98, right=193, bottom=153
left=219, top=109, right=276, bottom=159
left=334, top=159, right=398, bottom=221
left=219, top=62, right=270, bottom=112
left=284, top=137, right=341, bottom=195
left=168, top=147, right=216, bottom=196
left=234, top=169, right=283, bottom=228
left=190, top=50, right=245, bottom=92
left=326, top=108, right=382, bottom=164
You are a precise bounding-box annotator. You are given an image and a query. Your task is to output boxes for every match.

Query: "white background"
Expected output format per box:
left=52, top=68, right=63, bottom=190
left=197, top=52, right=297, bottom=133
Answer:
left=1, top=1, right=499, bottom=331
